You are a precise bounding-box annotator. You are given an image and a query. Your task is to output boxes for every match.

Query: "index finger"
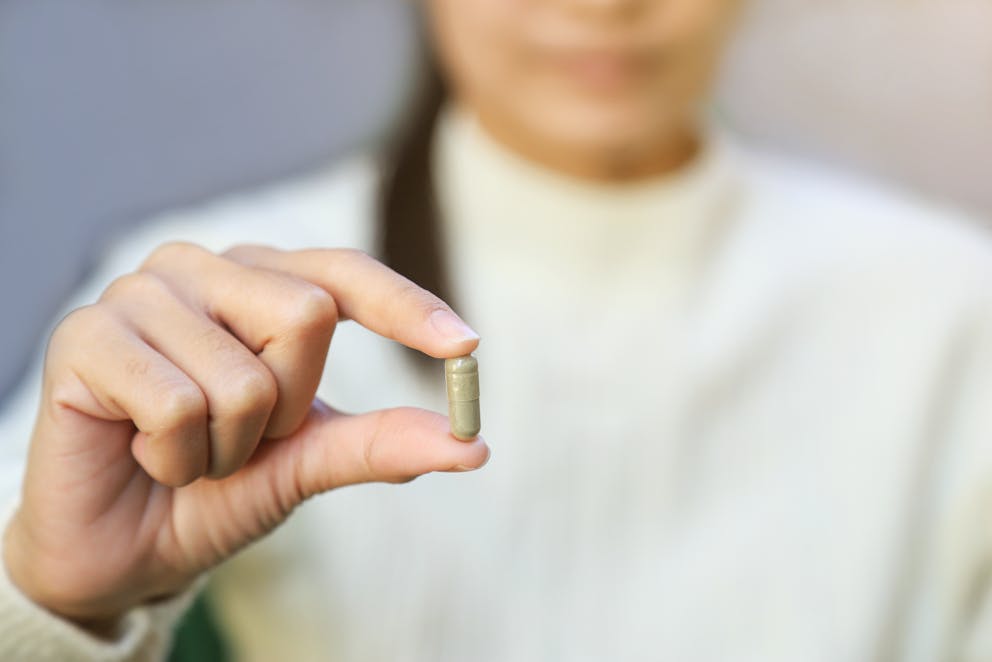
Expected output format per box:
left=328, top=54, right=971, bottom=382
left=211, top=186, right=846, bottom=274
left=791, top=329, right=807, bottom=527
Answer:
left=224, top=245, right=480, bottom=359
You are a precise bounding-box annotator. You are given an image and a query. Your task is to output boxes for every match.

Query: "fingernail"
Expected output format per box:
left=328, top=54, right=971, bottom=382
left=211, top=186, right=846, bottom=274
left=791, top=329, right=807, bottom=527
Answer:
left=449, top=440, right=490, bottom=472
left=430, top=309, right=480, bottom=343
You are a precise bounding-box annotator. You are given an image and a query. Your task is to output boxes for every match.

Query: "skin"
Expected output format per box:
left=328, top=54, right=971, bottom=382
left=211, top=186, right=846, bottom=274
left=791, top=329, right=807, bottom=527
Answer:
left=3, top=245, right=488, bottom=631
left=428, top=0, right=742, bottom=181
left=3, top=0, right=740, bottom=634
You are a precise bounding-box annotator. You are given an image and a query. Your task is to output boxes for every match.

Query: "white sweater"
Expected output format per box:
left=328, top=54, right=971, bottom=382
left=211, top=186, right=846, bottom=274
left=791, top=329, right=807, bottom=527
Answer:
left=3, top=108, right=992, bottom=661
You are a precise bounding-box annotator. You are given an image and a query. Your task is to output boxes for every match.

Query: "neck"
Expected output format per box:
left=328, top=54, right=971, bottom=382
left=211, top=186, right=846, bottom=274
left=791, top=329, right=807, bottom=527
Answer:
left=470, top=109, right=702, bottom=184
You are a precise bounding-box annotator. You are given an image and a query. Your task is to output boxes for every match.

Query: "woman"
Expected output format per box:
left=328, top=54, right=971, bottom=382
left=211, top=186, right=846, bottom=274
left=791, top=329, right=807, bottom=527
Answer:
left=3, top=1, right=992, bottom=660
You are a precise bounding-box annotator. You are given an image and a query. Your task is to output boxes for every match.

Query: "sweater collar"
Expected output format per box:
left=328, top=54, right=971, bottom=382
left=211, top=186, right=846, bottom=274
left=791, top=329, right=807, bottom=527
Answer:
left=433, top=104, right=743, bottom=286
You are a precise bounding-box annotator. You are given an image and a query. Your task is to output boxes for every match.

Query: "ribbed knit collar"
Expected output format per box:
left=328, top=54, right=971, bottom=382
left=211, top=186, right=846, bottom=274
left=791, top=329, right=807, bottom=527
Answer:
left=433, top=104, right=742, bottom=289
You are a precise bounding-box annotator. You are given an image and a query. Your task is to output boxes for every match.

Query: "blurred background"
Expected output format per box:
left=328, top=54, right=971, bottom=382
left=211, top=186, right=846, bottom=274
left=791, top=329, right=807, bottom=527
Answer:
left=1, top=0, right=990, bottom=400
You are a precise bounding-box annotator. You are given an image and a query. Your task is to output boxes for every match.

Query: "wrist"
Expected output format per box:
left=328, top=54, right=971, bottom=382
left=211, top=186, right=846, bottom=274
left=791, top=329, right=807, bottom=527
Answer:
left=2, top=509, right=125, bottom=638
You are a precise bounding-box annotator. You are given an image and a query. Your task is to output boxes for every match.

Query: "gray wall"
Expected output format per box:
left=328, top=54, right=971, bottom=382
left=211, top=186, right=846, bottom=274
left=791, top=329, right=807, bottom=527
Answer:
left=0, top=0, right=416, bottom=398
left=3, top=0, right=991, bottom=400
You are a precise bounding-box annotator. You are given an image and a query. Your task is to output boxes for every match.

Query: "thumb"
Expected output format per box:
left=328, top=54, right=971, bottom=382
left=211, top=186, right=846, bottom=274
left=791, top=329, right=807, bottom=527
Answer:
left=242, top=400, right=490, bottom=510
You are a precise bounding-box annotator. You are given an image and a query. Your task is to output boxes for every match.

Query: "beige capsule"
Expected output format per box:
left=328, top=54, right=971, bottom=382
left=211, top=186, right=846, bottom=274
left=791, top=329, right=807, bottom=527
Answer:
left=445, top=355, right=481, bottom=441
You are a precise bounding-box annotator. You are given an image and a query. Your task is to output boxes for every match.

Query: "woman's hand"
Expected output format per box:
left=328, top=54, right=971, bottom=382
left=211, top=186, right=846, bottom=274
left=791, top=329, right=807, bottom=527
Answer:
left=1, top=242, right=488, bottom=631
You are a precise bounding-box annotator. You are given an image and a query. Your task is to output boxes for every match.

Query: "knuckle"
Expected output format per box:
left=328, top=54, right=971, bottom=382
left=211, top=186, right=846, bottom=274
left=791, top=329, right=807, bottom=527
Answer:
left=284, top=285, right=338, bottom=333
left=224, top=366, right=278, bottom=417
left=329, top=247, right=380, bottom=274
left=100, top=271, right=168, bottom=303
left=45, top=306, right=124, bottom=394
left=52, top=304, right=108, bottom=339
left=362, top=409, right=420, bottom=485
left=141, top=240, right=206, bottom=271
left=333, top=247, right=371, bottom=264
left=221, top=243, right=262, bottom=264
left=48, top=305, right=117, bottom=354
left=155, top=382, right=208, bottom=433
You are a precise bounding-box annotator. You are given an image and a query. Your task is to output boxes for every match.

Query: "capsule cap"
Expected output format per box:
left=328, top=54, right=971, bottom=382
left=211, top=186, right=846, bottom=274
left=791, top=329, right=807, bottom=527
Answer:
left=445, top=355, right=478, bottom=375
left=445, top=354, right=479, bottom=401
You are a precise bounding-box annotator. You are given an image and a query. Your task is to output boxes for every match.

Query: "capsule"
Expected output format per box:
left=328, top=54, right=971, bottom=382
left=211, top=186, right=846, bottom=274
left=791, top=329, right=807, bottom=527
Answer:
left=445, top=355, right=481, bottom=441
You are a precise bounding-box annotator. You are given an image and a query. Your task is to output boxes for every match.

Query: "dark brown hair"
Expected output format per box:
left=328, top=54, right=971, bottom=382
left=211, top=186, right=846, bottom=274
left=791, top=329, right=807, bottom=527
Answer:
left=375, top=32, right=454, bottom=369
left=376, top=45, right=451, bottom=312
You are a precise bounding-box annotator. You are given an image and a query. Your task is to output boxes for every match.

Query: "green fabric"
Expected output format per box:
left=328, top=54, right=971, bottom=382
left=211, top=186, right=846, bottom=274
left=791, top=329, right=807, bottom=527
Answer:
left=168, top=590, right=230, bottom=662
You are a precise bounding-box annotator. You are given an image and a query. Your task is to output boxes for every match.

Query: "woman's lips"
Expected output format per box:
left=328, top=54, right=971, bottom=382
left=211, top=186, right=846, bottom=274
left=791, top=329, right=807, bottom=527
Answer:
left=546, top=48, right=654, bottom=92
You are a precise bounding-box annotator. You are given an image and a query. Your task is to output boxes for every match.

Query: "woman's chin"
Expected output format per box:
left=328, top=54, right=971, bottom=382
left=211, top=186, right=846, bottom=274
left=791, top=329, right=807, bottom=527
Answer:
left=523, top=106, right=693, bottom=176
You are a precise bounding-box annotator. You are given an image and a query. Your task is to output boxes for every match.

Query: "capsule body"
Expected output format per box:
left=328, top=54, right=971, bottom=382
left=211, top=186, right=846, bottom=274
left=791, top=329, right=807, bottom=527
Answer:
left=445, top=355, right=481, bottom=441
